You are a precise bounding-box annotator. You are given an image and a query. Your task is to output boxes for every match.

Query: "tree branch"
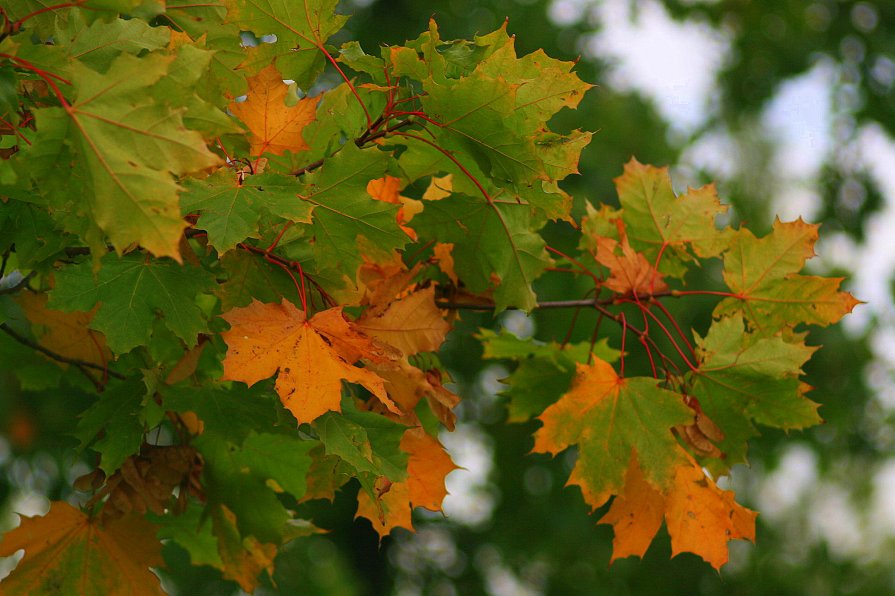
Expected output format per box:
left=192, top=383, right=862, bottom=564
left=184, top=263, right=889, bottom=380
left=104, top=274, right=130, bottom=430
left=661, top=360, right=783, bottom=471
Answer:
left=0, top=322, right=126, bottom=381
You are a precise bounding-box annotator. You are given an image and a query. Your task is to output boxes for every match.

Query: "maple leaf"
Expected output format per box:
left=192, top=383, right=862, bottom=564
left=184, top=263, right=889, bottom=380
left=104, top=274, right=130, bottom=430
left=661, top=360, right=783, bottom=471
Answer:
left=716, top=218, right=860, bottom=330
left=181, top=169, right=314, bottom=253
left=593, top=231, right=668, bottom=296
left=23, top=52, right=220, bottom=260
left=689, top=316, right=821, bottom=472
left=356, top=426, right=457, bottom=537
left=224, top=0, right=348, bottom=88
left=612, top=159, right=731, bottom=277
left=49, top=252, right=216, bottom=354
left=532, top=357, right=693, bottom=510
left=211, top=505, right=277, bottom=593
left=17, top=292, right=112, bottom=370
left=600, top=456, right=756, bottom=570
left=0, top=501, right=164, bottom=595
left=412, top=193, right=550, bottom=312
left=229, top=64, right=320, bottom=157
left=366, top=175, right=422, bottom=240
left=356, top=287, right=450, bottom=357
left=300, top=143, right=408, bottom=283
left=220, top=299, right=400, bottom=423
left=479, top=329, right=618, bottom=421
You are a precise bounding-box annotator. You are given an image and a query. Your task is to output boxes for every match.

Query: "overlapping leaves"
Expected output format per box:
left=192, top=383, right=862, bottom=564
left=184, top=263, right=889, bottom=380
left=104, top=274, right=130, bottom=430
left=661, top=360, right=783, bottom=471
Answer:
left=0, top=2, right=858, bottom=592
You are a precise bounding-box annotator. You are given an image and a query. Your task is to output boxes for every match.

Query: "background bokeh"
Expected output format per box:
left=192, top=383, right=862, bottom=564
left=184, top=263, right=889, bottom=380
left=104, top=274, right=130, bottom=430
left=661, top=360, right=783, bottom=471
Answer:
left=2, top=1, right=894, bottom=594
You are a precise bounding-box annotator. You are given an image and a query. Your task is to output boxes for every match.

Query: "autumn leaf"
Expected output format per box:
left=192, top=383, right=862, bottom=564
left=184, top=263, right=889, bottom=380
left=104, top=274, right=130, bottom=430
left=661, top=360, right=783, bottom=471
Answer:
left=366, top=175, right=422, bottom=240
left=689, top=315, right=821, bottom=472
left=356, top=426, right=457, bottom=537
left=211, top=505, right=277, bottom=593
left=600, top=456, right=756, bottom=570
left=613, top=159, right=731, bottom=277
left=24, top=52, right=221, bottom=261
left=17, top=292, right=112, bottom=370
left=593, top=230, right=668, bottom=296
left=229, top=64, right=320, bottom=156
left=715, top=219, right=860, bottom=330
left=532, top=357, right=693, bottom=509
left=0, top=501, right=164, bottom=595
left=356, top=287, right=450, bottom=356
left=220, top=299, right=400, bottom=423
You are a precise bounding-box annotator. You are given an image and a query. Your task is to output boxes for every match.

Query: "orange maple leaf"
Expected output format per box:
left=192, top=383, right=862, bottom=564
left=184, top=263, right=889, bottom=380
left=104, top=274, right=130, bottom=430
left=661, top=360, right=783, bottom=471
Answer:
left=432, top=242, right=459, bottom=284
left=367, top=175, right=422, bottom=240
left=356, top=427, right=457, bottom=537
left=220, top=300, right=400, bottom=424
left=229, top=64, right=320, bottom=156
left=599, top=456, right=756, bottom=570
left=594, top=231, right=668, bottom=296
left=0, top=501, right=164, bottom=595
left=17, top=292, right=112, bottom=369
left=356, top=287, right=450, bottom=357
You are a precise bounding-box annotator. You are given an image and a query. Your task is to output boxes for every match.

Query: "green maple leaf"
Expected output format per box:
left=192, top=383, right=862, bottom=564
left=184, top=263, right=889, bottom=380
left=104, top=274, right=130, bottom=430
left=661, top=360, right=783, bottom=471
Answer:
left=162, top=384, right=280, bottom=444
left=23, top=52, right=220, bottom=260
left=197, top=433, right=289, bottom=543
left=225, top=0, right=348, bottom=88
left=716, top=218, right=860, bottom=330
left=236, top=432, right=315, bottom=500
left=475, top=31, right=593, bottom=132
left=316, top=402, right=407, bottom=483
left=182, top=170, right=314, bottom=253
left=56, top=14, right=170, bottom=72
left=422, top=70, right=545, bottom=187
left=299, top=143, right=407, bottom=281
left=215, top=251, right=299, bottom=311
left=412, top=193, right=550, bottom=312
left=154, top=501, right=224, bottom=569
left=689, top=316, right=820, bottom=472
left=532, top=357, right=694, bottom=510
left=612, top=159, right=732, bottom=278
left=74, top=378, right=149, bottom=475
left=49, top=253, right=216, bottom=354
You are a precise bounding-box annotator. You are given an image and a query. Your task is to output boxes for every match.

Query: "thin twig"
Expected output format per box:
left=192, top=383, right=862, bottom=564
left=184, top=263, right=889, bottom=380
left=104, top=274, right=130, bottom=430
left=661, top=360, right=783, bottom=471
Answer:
left=0, top=322, right=126, bottom=382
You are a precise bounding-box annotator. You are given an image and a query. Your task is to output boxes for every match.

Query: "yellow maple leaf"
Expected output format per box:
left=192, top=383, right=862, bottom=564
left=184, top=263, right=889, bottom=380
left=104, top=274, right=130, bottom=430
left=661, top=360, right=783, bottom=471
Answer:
left=229, top=64, right=319, bottom=156
left=0, top=501, right=164, bottom=595
left=220, top=300, right=400, bottom=424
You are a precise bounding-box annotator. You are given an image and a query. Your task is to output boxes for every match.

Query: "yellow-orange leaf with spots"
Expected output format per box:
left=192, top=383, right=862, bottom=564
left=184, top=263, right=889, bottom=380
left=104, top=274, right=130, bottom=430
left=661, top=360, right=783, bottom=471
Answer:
left=17, top=292, right=112, bottom=370
left=229, top=64, right=319, bottom=156
left=220, top=300, right=400, bottom=424
left=0, top=501, right=164, bottom=595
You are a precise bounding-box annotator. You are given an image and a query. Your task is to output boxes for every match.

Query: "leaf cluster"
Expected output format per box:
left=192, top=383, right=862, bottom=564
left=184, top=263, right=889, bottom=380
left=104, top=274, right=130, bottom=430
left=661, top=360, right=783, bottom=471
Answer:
left=0, top=1, right=857, bottom=592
